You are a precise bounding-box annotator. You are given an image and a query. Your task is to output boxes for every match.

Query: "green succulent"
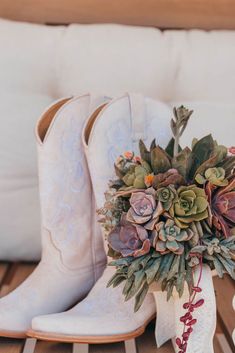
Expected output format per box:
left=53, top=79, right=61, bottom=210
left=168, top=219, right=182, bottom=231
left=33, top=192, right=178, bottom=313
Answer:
left=156, top=185, right=177, bottom=211
left=122, top=161, right=151, bottom=189
left=152, top=219, right=194, bottom=255
left=206, top=238, right=221, bottom=255
left=170, top=185, right=209, bottom=228
left=195, top=167, right=228, bottom=186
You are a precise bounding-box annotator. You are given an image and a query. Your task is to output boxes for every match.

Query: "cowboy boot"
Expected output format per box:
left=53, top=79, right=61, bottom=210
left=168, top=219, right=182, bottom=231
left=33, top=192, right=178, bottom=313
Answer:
left=0, top=94, right=107, bottom=338
left=28, top=93, right=174, bottom=343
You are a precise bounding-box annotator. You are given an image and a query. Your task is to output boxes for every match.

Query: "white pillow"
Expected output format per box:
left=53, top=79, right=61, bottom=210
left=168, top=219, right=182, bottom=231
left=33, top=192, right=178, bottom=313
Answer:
left=0, top=92, right=54, bottom=260
left=0, top=19, right=63, bottom=260
left=0, top=18, right=235, bottom=260
left=169, top=101, right=235, bottom=147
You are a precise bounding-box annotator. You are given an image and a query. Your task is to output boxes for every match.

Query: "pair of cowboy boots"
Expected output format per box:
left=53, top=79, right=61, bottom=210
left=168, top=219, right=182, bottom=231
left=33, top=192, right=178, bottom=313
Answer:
left=0, top=94, right=216, bottom=352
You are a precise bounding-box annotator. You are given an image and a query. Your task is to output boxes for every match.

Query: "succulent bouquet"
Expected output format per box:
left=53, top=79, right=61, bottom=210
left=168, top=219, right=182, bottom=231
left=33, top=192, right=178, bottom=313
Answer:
left=98, top=106, right=235, bottom=351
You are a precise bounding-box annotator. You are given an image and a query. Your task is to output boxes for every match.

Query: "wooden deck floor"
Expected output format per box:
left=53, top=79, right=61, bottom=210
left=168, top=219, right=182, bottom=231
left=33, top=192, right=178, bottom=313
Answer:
left=0, top=262, right=234, bottom=353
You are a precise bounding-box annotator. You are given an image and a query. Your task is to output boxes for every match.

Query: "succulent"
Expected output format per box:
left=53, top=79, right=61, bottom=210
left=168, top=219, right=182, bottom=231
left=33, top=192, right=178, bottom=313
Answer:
left=144, top=174, right=154, bottom=187
left=152, top=219, right=194, bottom=255
left=156, top=185, right=177, bottom=211
left=206, top=238, right=221, bottom=255
left=108, top=214, right=151, bottom=258
left=126, top=188, right=163, bottom=230
left=170, top=185, right=209, bottom=228
left=122, top=160, right=151, bottom=189
left=228, top=146, right=235, bottom=155
left=206, top=176, right=235, bottom=237
left=152, top=168, right=185, bottom=189
left=195, top=167, right=228, bottom=186
left=188, top=255, right=200, bottom=267
left=170, top=106, right=193, bottom=157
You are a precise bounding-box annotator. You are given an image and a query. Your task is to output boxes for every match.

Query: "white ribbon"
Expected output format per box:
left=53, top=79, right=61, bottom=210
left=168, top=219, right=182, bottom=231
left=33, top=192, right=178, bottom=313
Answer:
left=151, top=265, right=216, bottom=353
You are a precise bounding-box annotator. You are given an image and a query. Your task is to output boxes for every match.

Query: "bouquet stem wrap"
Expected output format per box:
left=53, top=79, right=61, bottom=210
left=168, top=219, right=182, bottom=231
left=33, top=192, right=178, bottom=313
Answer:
left=152, top=265, right=216, bottom=352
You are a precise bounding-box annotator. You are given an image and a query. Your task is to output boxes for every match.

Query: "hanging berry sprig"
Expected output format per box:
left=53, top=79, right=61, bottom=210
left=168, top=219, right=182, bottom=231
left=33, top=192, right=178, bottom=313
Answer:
left=175, top=256, right=204, bottom=353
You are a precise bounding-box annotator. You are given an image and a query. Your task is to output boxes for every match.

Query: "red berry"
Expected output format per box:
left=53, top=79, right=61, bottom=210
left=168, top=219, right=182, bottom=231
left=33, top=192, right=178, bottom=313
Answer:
left=186, top=319, right=197, bottom=326
left=176, top=338, right=181, bottom=347
left=194, top=299, right=205, bottom=308
left=192, top=286, right=202, bottom=292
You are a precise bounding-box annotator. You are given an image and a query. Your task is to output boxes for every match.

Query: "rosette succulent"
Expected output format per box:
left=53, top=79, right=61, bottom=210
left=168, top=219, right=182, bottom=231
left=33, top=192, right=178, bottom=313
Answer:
left=195, top=167, right=228, bottom=187
left=152, top=219, right=194, bottom=254
left=152, top=169, right=184, bottom=189
left=156, top=185, right=177, bottom=211
left=170, top=185, right=209, bottom=228
left=206, top=176, right=235, bottom=237
left=122, top=161, right=151, bottom=189
left=126, top=188, right=162, bottom=229
left=108, top=215, right=151, bottom=257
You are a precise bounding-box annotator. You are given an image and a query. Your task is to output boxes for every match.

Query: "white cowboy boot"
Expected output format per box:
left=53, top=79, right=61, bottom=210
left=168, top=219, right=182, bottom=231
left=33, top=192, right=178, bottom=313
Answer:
left=29, top=93, right=173, bottom=343
left=0, top=94, right=107, bottom=338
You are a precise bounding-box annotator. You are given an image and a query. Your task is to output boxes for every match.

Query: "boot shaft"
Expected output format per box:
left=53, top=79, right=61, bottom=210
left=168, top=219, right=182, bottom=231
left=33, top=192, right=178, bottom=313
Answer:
left=36, top=94, right=106, bottom=276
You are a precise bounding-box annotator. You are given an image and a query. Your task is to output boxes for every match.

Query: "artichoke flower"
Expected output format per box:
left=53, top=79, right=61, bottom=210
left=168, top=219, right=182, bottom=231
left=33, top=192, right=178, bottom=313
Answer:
left=156, top=185, right=177, bottom=211
left=206, top=176, right=235, bottom=237
left=108, top=214, right=151, bottom=258
left=170, top=185, right=209, bottom=228
left=122, top=161, right=151, bottom=189
left=126, top=188, right=163, bottom=230
left=195, top=167, right=228, bottom=187
left=152, top=168, right=184, bottom=189
left=152, top=219, right=194, bottom=255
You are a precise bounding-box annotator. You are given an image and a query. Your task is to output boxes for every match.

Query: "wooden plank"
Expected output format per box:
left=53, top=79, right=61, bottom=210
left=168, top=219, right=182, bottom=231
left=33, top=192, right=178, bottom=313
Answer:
left=0, top=262, right=9, bottom=285
left=90, top=342, right=124, bottom=353
left=213, top=275, right=235, bottom=349
left=0, top=0, right=235, bottom=29
left=34, top=341, right=71, bottom=353
left=215, top=334, right=233, bottom=353
left=0, top=262, right=36, bottom=297
left=136, top=323, right=174, bottom=353
left=22, top=339, right=37, bottom=353
left=0, top=338, right=24, bottom=353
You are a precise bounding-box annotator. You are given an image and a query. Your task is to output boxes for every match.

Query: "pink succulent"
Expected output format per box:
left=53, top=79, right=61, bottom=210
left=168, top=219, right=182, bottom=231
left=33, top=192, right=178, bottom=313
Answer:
left=206, top=176, right=235, bottom=237
left=126, top=188, right=163, bottom=229
left=228, top=146, right=235, bottom=155
left=108, top=215, right=151, bottom=257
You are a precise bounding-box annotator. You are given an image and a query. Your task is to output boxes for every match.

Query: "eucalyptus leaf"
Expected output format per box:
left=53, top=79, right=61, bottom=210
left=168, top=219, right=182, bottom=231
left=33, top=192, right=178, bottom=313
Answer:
left=155, top=253, right=175, bottom=282
left=145, top=257, right=162, bottom=284
left=125, top=270, right=146, bottom=301
left=127, top=256, right=145, bottom=278
left=166, top=280, right=175, bottom=301
left=216, top=254, right=235, bottom=279
left=134, top=282, right=149, bottom=312
left=213, top=256, right=225, bottom=278
left=167, top=255, right=180, bottom=280
left=122, top=276, right=135, bottom=296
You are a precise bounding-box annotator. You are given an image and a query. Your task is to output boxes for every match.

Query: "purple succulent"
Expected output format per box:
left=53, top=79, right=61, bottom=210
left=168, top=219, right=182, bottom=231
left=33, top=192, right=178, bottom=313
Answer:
left=206, top=176, right=235, bottom=237
left=126, top=188, right=162, bottom=229
left=108, top=215, right=151, bottom=258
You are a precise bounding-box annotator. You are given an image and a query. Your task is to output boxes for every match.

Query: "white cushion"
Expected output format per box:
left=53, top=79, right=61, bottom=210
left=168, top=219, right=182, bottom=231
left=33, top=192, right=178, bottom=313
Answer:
left=0, top=18, right=235, bottom=260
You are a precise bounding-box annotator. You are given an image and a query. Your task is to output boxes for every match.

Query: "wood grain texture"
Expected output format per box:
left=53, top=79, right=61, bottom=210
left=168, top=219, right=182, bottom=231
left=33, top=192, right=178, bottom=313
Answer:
left=0, top=0, right=235, bottom=29
left=0, top=338, right=23, bottom=353
left=0, top=263, right=234, bottom=352
left=213, top=275, right=235, bottom=349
